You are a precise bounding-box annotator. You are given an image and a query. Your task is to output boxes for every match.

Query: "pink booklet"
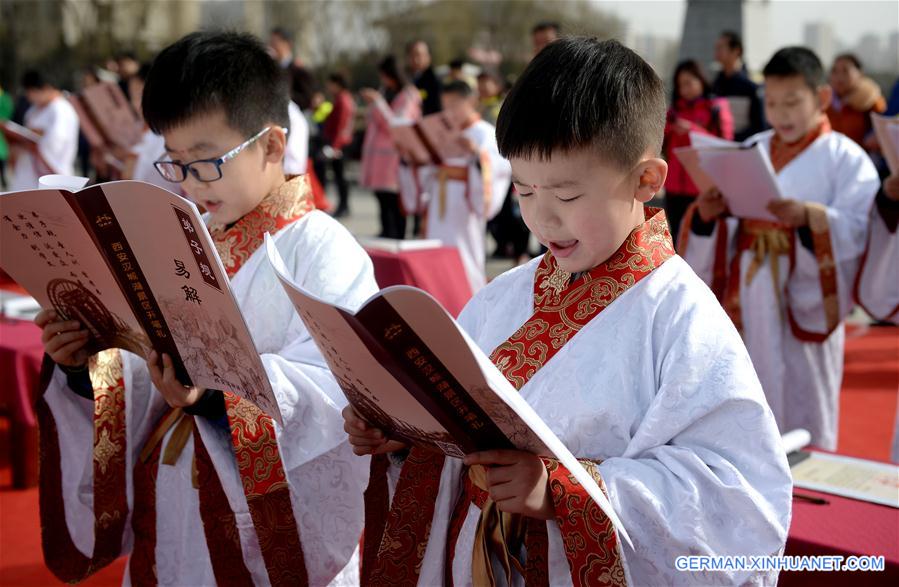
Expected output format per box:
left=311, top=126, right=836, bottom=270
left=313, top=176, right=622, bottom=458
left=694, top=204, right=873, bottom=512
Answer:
left=265, top=234, right=632, bottom=546
left=81, top=82, right=144, bottom=149
left=390, top=112, right=468, bottom=165
left=0, top=180, right=280, bottom=424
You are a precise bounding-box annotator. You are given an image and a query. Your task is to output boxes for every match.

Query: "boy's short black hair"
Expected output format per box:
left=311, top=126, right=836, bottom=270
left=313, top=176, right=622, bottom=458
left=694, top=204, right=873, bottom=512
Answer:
left=22, top=70, right=51, bottom=90
left=762, top=46, right=825, bottom=89
left=327, top=72, right=349, bottom=89
left=442, top=80, right=474, bottom=98
left=142, top=31, right=289, bottom=137
left=719, top=31, right=743, bottom=55
left=496, top=37, right=665, bottom=170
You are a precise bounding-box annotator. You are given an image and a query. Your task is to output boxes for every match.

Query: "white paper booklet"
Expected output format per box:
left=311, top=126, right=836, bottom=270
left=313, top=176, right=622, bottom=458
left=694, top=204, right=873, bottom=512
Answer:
left=871, top=113, right=899, bottom=174
left=264, top=233, right=632, bottom=546
left=680, top=131, right=784, bottom=222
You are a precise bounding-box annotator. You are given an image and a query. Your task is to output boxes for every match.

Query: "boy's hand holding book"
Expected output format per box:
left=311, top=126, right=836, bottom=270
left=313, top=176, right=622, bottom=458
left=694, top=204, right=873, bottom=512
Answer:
left=342, top=405, right=407, bottom=456
left=766, top=199, right=809, bottom=227
left=697, top=187, right=730, bottom=222
left=35, top=309, right=90, bottom=369
left=147, top=349, right=206, bottom=409
left=464, top=450, right=554, bottom=520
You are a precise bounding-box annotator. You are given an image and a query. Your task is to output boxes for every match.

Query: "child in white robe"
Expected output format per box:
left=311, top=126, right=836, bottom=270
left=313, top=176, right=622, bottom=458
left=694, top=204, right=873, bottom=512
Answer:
left=33, top=32, right=376, bottom=586
left=854, top=173, right=899, bottom=462
left=415, top=81, right=511, bottom=292
left=9, top=70, right=78, bottom=191
left=681, top=47, right=879, bottom=450
left=345, top=38, right=791, bottom=586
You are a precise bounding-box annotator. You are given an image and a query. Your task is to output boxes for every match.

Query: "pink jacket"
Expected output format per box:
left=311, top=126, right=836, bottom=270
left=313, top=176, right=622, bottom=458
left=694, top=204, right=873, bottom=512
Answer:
left=664, top=96, right=734, bottom=196
left=360, top=86, right=422, bottom=191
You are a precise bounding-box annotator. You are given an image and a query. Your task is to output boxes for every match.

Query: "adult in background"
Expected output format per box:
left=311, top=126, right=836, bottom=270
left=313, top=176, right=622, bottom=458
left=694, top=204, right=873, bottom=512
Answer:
left=827, top=53, right=886, bottom=152
left=664, top=59, right=734, bottom=246
left=269, top=27, right=301, bottom=69
left=406, top=40, right=442, bottom=115
left=322, top=72, right=355, bottom=218
left=359, top=55, right=422, bottom=239
left=712, top=30, right=765, bottom=141
left=531, top=21, right=560, bottom=57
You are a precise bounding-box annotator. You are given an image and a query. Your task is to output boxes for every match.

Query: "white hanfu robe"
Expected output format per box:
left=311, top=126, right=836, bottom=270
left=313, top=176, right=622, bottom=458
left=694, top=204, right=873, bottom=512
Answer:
left=41, top=200, right=377, bottom=585
left=284, top=101, right=309, bottom=175
left=854, top=195, right=899, bottom=462
left=9, top=95, right=79, bottom=190
left=414, top=254, right=791, bottom=586
left=416, top=119, right=511, bottom=292
left=681, top=129, right=879, bottom=450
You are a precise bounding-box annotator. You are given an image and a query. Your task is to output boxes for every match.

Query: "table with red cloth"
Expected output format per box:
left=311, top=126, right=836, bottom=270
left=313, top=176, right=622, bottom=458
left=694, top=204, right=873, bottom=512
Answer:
left=364, top=246, right=473, bottom=317
left=0, top=318, right=43, bottom=488
left=781, top=450, right=899, bottom=586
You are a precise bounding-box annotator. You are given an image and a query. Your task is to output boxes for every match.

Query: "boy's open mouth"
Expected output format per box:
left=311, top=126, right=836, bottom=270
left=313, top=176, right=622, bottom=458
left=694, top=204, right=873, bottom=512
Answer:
left=548, top=239, right=578, bottom=258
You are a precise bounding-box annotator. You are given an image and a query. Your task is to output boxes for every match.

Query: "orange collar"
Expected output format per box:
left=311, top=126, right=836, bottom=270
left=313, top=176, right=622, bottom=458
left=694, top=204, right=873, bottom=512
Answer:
left=770, top=117, right=831, bottom=173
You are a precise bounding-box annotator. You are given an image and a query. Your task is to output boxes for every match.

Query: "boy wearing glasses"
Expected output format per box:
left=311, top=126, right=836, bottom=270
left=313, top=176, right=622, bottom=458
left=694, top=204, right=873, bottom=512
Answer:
left=32, top=32, right=377, bottom=585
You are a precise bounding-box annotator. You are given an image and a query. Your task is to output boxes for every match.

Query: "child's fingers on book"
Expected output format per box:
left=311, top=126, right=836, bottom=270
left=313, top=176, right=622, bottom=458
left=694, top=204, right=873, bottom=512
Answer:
left=485, top=465, right=516, bottom=486
left=34, top=309, right=57, bottom=328
left=51, top=338, right=90, bottom=364
left=347, top=432, right=386, bottom=447
left=45, top=329, right=88, bottom=353
left=41, top=320, right=81, bottom=342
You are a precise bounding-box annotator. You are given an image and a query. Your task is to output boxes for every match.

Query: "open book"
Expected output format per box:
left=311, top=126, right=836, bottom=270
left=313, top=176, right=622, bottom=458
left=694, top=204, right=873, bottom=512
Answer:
left=0, top=178, right=280, bottom=424
left=675, top=132, right=783, bottom=222
left=264, top=234, right=632, bottom=545
left=872, top=113, right=899, bottom=174
left=390, top=111, right=468, bottom=165
left=2, top=120, right=41, bottom=145
left=2, top=121, right=60, bottom=176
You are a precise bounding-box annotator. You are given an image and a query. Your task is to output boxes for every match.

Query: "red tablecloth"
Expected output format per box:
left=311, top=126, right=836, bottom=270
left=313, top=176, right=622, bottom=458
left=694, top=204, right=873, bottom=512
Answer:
left=0, top=318, right=43, bottom=428
left=0, top=318, right=43, bottom=488
left=782, top=453, right=899, bottom=586
left=365, top=246, right=473, bottom=317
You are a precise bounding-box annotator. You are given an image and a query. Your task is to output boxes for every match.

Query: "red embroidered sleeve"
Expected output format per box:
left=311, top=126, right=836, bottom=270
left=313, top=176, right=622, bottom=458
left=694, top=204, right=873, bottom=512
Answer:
left=543, top=458, right=628, bottom=587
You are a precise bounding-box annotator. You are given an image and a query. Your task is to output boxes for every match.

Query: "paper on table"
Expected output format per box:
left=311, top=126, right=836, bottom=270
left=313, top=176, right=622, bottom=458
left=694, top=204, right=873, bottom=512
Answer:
left=696, top=143, right=783, bottom=222
left=357, top=236, right=444, bottom=253
left=871, top=113, right=899, bottom=174
left=781, top=428, right=812, bottom=454
left=791, top=451, right=899, bottom=508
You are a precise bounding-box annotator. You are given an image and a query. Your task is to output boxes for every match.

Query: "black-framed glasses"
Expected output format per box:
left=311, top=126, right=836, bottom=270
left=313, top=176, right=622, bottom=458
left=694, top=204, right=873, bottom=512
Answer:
left=154, top=126, right=287, bottom=183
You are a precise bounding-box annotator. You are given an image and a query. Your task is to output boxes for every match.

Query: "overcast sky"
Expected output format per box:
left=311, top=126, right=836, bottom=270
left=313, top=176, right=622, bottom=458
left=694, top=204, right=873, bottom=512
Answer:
left=596, top=0, right=898, bottom=70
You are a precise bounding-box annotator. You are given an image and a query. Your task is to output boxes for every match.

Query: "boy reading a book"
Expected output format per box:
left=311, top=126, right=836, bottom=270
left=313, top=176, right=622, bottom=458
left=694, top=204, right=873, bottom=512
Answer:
left=856, top=173, right=899, bottom=324
left=681, top=47, right=879, bottom=451
left=417, top=80, right=512, bottom=292
left=855, top=173, right=899, bottom=462
left=33, top=32, right=377, bottom=586
left=345, top=38, right=791, bottom=585
left=8, top=70, right=79, bottom=191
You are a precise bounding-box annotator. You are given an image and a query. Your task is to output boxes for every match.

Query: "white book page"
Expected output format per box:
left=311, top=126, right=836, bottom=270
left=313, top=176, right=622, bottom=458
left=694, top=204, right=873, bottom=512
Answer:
left=871, top=114, right=899, bottom=174
left=696, top=143, right=783, bottom=222
left=688, top=131, right=738, bottom=149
